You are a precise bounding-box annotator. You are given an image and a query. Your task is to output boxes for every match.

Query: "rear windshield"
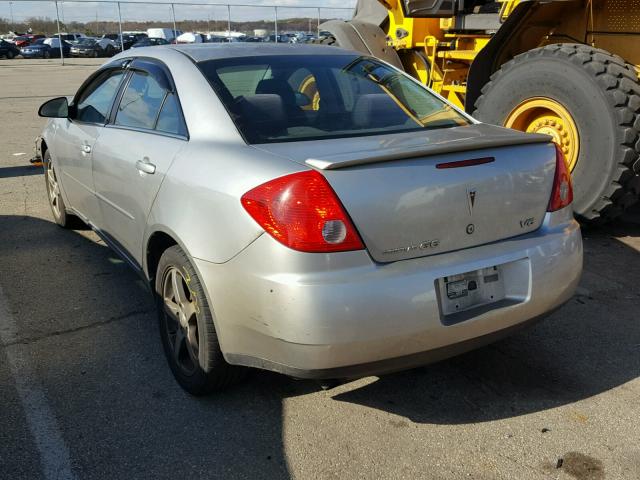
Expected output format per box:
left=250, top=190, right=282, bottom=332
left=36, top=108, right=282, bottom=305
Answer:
left=198, top=54, right=469, bottom=144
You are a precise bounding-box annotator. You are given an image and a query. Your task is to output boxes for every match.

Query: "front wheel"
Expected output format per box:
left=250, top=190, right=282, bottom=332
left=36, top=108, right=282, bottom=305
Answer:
left=474, top=44, right=640, bottom=222
left=6, top=51, right=14, bottom=59
left=155, top=245, right=246, bottom=395
left=43, top=50, right=50, bottom=59
left=44, top=150, right=79, bottom=228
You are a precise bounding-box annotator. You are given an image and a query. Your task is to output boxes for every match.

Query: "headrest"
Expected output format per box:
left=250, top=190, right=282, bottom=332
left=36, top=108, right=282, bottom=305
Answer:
left=256, top=78, right=296, bottom=105
left=352, top=93, right=409, bottom=129
left=238, top=94, right=287, bottom=137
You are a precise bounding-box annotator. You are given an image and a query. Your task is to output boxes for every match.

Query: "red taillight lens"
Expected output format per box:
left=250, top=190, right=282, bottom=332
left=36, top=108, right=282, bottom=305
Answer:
left=241, top=170, right=365, bottom=253
left=547, top=144, right=574, bottom=212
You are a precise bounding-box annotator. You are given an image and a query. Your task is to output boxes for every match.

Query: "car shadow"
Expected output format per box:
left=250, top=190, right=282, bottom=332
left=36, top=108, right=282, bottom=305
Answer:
left=0, top=214, right=307, bottom=479
left=331, top=222, right=640, bottom=425
left=2, top=214, right=639, bottom=477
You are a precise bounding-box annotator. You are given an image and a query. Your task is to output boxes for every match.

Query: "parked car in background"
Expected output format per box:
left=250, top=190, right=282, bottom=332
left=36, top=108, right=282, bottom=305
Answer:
left=13, top=36, right=31, bottom=48
left=265, top=34, right=291, bottom=43
left=70, top=37, right=116, bottom=57
left=0, top=39, right=21, bottom=58
left=176, top=32, right=205, bottom=44
left=131, top=37, right=170, bottom=48
left=21, top=38, right=71, bottom=58
left=36, top=44, right=582, bottom=395
left=102, top=33, right=148, bottom=51
left=243, top=36, right=264, bottom=43
left=207, top=35, right=229, bottom=43
left=146, top=28, right=182, bottom=43
left=59, top=33, right=86, bottom=43
left=0, top=40, right=20, bottom=60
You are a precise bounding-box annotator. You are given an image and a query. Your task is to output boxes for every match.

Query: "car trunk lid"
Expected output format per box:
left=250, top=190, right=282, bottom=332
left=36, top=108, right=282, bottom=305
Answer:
left=254, top=124, right=556, bottom=262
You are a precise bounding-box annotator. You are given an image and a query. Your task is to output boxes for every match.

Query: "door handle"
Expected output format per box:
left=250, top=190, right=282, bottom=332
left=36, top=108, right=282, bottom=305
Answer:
left=81, top=144, right=91, bottom=154
left=136, top=159, right=156, bottom=175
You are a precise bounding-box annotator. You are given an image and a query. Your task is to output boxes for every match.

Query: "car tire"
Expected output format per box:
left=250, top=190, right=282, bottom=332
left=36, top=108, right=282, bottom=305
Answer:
left=43, top=50, right=50, bottom=59
left=155, top=245, right=246, bottom=395
left=6, top=51, right=14, bottom=59
left=92, top=50, right=98, bottom=58
left=44, top=150, right=81, bottom=228
left=474, top=44, right=640, bottom=223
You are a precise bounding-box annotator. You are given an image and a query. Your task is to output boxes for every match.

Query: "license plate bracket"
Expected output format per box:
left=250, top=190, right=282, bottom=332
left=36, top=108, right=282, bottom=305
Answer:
left=438, top=265, right=506, bottom=318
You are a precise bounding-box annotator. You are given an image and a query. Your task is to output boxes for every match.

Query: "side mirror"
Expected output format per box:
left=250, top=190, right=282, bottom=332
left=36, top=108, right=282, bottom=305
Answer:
left=38, top=97, right=69, bottom=118
left=294, top=92, right=311, bottom=107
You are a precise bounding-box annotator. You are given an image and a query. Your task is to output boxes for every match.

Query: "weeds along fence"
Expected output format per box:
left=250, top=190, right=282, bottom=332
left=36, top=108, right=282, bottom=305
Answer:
left=0, top=0, right=354, bottom=64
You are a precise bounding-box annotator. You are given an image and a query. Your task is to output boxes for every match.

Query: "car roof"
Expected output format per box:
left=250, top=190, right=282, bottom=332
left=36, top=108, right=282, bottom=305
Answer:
left=170, top=43, right=358, bottom=63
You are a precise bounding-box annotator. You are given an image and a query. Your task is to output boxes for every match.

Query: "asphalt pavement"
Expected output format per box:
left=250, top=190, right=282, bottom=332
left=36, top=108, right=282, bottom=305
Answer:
left=1, top=58, right=639, bottom=480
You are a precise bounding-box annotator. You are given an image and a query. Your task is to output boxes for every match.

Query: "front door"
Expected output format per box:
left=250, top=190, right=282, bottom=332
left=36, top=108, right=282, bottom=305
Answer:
left=54, top=69, right=127, bottom=222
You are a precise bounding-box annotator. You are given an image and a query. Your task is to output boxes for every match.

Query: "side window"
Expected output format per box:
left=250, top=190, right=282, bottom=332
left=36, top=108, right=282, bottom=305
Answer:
left=156, top=93, right=187, bottom=137
left=75, top=70, right=126, bottom=124
left=115, top=71, right=166, bottom=130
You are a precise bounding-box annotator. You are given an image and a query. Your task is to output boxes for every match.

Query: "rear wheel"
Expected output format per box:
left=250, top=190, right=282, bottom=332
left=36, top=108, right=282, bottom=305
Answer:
left=474, top=44, right=640, bottom=222
left=6, top=51, right=14, bottom=59
left=155, top=245, right=246, bottom=395
left=92, top=49, right=98, bottom=58
left=43, top=50, right=50, bottom=59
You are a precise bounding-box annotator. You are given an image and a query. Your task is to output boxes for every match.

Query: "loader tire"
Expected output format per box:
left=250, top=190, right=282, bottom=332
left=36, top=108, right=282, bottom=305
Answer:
left=474, top=44, right=640, bottom=223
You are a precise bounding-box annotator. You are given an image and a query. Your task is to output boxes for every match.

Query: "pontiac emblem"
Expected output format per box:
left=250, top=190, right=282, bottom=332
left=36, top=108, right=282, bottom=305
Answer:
left=467, top=189, right=477, bottom=215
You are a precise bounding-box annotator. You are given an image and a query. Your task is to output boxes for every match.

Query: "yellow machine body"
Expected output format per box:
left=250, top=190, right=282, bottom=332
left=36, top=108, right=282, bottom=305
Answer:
left=381, top=0, right=640, bottom=109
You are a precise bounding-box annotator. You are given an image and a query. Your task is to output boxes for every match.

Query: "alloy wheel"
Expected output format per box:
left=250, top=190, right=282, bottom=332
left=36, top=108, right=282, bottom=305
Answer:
left=46, top=160, right=62, bottom=219
left=162, top=266, right=200, bottom=375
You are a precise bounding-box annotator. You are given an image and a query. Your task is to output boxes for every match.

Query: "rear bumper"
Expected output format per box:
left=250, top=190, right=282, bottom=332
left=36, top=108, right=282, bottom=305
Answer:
left=194, top=208, right=582, bottom=379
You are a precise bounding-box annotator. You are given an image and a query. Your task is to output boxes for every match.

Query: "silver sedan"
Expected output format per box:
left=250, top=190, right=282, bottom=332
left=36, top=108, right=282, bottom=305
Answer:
left=37, top=44, right=583, bottom=395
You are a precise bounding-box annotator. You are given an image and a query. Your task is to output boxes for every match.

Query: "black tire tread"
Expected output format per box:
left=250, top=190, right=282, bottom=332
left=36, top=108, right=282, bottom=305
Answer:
left=474, top=43, right=640, bottom=222
left=156, top=245, right=246, bottom=395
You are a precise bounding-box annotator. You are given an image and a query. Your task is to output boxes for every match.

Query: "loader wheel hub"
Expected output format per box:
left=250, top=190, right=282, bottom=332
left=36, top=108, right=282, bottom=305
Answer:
left=504, top=98, right=579, bottom=172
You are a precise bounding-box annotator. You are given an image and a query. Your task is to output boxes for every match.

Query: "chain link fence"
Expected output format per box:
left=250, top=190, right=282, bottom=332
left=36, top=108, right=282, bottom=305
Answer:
left=1, top=0, right=354, bottom=64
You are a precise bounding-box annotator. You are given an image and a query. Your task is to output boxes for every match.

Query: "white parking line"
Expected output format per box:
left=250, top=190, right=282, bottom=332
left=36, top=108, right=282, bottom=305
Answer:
left=0, top=286, right=76, bottom=480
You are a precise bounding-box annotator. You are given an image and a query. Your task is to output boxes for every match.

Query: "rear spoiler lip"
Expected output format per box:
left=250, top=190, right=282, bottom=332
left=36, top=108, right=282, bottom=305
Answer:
left=305, top=132, right=552, bottom=170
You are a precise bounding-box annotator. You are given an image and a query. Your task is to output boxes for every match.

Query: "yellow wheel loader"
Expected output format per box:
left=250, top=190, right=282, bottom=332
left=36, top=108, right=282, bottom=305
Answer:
left=318, top=0, right=640, bottom=222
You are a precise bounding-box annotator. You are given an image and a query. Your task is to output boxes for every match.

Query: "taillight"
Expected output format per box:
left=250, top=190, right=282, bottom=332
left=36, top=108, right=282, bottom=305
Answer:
left=241, top=170, right=364, bottom=253
left=547, top=144, right=574, bottom=212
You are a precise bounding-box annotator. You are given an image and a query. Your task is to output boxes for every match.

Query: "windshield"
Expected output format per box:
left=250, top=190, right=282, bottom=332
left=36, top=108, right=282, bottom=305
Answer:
left=78, top=38, right=96, bottom=46
left=198, top=54, right=469, bottom=144
left=32, top=39, right=45, bottom=45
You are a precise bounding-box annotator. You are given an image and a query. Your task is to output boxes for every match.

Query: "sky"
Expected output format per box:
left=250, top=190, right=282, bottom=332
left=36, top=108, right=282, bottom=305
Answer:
left=3, top=0, right=356, bottom=25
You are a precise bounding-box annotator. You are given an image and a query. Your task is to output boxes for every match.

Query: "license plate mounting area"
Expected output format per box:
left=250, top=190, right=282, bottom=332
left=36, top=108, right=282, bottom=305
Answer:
left=436, top=258, right=530, bottom=325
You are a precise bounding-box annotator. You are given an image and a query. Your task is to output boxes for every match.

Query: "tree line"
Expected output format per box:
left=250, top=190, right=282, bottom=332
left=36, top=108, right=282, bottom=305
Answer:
left=1, top=16, right=329, bottom=36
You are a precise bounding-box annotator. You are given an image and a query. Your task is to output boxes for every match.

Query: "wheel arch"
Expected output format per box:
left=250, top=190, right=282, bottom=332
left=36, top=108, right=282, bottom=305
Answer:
left=145, top=228, right=179, bottom=283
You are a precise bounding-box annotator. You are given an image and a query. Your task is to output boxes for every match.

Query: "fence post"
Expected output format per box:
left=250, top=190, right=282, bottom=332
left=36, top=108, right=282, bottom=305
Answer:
left=227, top=4, right=231, bottom=38
left=171, top=3, right=177, bottom=40
left=54, top=0, right=64, bottom=65
left=317, top=7, right=321, bottom=38
left=274, top=6, right=278, bottom=43
left=117, top=2, right=124, bottom=52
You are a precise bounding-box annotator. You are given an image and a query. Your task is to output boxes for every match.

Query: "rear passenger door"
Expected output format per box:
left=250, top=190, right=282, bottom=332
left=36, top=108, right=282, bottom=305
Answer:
left=91, top=59, right=188, bottom=266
